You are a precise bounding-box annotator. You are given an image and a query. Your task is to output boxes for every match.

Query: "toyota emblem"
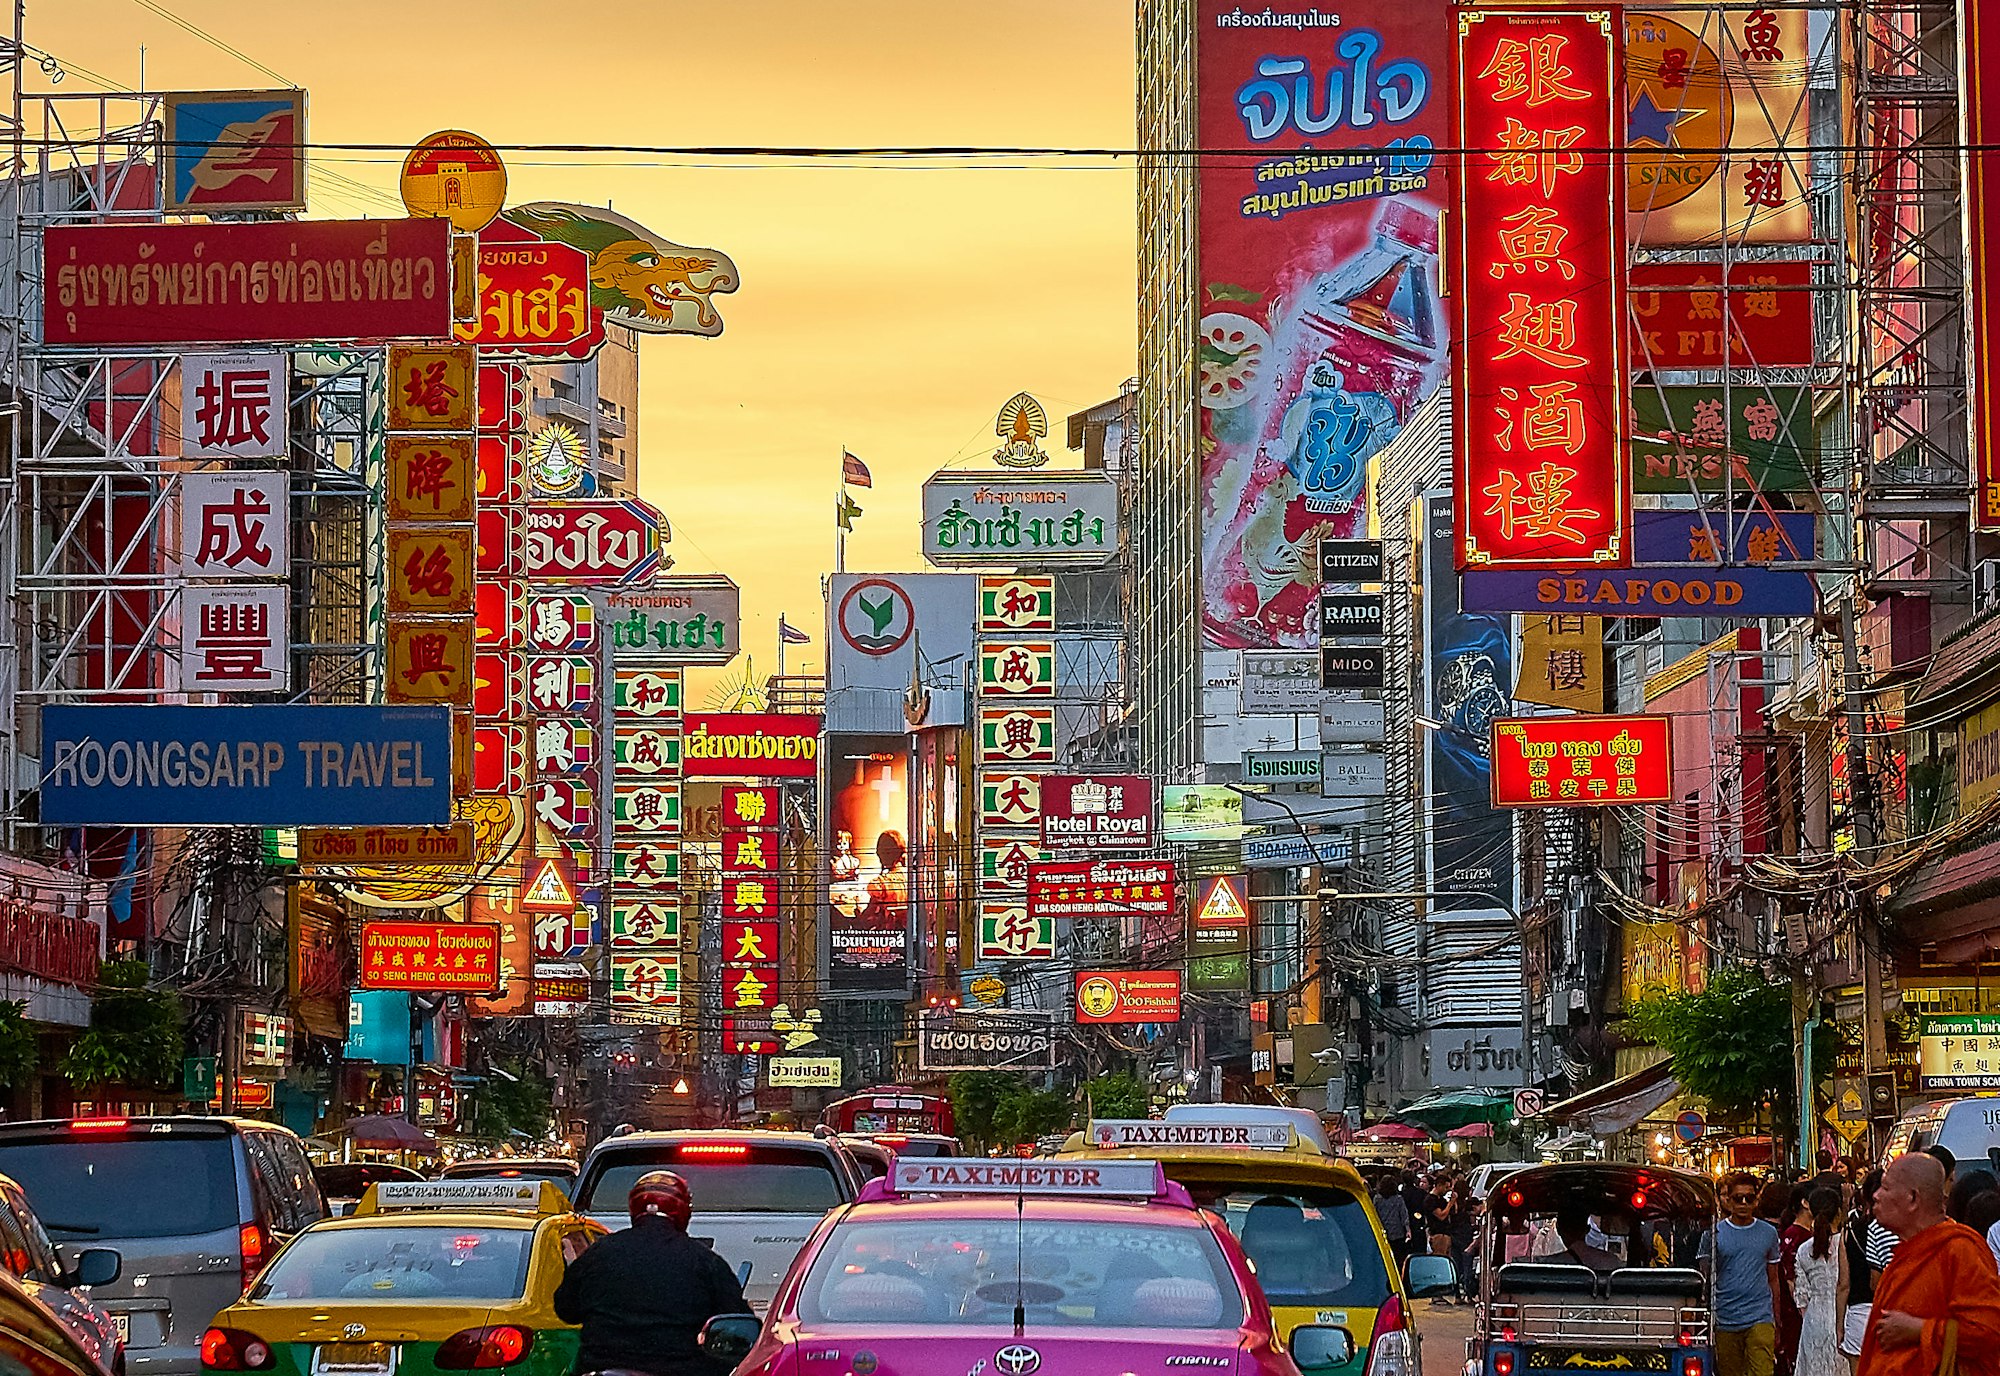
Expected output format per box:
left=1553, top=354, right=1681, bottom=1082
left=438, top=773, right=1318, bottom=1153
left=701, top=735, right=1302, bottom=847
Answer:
left=995, top=1346, right=1040, bottom=1375
left=342, top=1324, right=366, bottom=1339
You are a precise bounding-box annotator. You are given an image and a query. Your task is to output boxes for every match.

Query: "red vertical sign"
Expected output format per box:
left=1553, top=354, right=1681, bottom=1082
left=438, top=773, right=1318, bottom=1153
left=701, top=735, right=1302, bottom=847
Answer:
left=720, top=785, right=782, bottom=1052
left=1969, top=0, right=2000, bottom=526
left=1454, top=8, right=1628, bottom=569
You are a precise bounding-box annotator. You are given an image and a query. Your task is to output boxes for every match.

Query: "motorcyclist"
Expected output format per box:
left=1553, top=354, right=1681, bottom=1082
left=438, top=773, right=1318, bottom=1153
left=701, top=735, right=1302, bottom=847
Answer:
left=553, top=1171, right=753, bottom=1376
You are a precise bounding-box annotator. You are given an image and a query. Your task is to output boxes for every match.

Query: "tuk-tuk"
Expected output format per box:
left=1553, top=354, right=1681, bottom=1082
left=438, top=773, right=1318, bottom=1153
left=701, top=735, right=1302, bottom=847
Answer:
left=1471, top=1162, right=1715, bottom=1376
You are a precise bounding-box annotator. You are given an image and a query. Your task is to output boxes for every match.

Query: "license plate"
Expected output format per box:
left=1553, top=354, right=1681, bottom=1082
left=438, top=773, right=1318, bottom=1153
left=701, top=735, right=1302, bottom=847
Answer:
left=108, top=1314, right=129, bottom=1344
left=315, top=1342, right=395, bottom=1376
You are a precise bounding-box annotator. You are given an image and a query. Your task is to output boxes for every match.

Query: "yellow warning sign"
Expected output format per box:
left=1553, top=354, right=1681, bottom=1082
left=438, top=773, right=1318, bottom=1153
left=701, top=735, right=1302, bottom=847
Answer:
left=522, top=856, right=574, bottom=912
left=1196, top=874, right=1248, bottom=931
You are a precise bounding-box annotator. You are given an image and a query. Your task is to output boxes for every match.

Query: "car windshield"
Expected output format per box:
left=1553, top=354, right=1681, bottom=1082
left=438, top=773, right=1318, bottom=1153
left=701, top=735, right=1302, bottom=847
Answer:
left=583, top=1149, right=844, bottom=1213
left=1195, top=1187, right=1391, bottom=1309
left=797, top=1213, right=1241, bottom=1329
left=0, top=1136, right=238, bottom=1239
left=253, top=1226, right=534, bottom=1301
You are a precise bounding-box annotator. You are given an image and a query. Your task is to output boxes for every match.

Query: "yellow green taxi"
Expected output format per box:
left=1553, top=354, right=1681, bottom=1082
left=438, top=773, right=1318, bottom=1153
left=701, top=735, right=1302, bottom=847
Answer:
left=1058, top=1120, right=1428, bottom=1376
left=200, top=1180, right=604, bottom=1376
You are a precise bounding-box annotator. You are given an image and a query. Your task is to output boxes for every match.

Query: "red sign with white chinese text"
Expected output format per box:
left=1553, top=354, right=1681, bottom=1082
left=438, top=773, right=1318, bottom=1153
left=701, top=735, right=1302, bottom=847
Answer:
left=720, top=784, right=782, bottom=1041
left=1489, top=713, right=1673, bottom=807
left=1627, top=261, right=1815, bottom=371
left=1971, top=0, right=2000, bottom=527
left=1454, top=9, right=1628, bottom=569
left=1026, top=859, right=1177, bottom=923
left=358, top=920, right=501, bottom=992
left=44, top=218, right=452, bottom=345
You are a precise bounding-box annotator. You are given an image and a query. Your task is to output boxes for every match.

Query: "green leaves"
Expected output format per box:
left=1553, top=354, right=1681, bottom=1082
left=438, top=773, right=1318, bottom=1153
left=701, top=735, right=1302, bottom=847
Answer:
left=0, top=1001, right=37, bottom=1088
left=60, top=960, right=184, bottom=1090
left=946, top=1070, right=1073, bottom=1152
left=1081, top=1071, right=1148, bottom=1121
left=1624, top=964, right=1797, bottom=1122
left=1206, top=282, right=1262, bottom=304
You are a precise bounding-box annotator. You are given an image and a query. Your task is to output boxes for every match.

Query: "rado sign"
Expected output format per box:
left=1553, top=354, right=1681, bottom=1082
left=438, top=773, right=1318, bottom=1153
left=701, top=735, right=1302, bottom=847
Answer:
left=1318, top=592, right=1384, bottom=638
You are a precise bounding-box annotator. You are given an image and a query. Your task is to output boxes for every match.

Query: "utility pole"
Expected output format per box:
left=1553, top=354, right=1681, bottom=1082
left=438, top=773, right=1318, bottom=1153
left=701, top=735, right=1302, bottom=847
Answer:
left=1839, top=594, right=1891, bottom=1141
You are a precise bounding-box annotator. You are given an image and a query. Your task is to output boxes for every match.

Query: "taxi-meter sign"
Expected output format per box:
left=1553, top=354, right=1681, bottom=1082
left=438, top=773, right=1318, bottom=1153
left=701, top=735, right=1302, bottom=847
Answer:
left=1088, top=1120, right=1289, bottom=1150
left=370, top=1180, right=538, bottom=1211
left=889, top=1158, right=1165, bottom=1198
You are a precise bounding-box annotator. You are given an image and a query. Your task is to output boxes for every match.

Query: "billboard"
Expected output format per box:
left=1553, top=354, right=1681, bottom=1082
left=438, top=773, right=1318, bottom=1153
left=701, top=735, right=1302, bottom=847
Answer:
left=1075, top=969, right=1183, bottom=1025
left=40, top=705, right=453, bottom=827
left=916, top=1012, right=1058, bottom=1071
left=1628, top=263, right=1815, bottom=370
left=826, top=734, right=910, bottom=993
left=1974, top=0, right=2000, bottom=525
left=921, top=472, right=1119, bottom=566
left=1490, top=714, right=1675, bottom=807
left=1196, top=0, right=1450, bottom=648
left=1453, top=8, right=1627, bottom=569
left=601, top=578, right=742, bottom=666
left=1026, top=859, right=1178, bottom=923
left=1421, top=494, right=1515, bottom=902
left=682, top=713, right=821, bottom=778
left=162, top=90, right=306, bottom=214
left=826, top=573, right=976, bottom=733
left=1461, top=510, right=1818, bottom=616
left=1631, top=386, right=1817, bottom=493
left=45, top=219, right=452, bottom=345
left=1161, top=784, right=1244, bottom=842
left=1240, top=651, right=1320, bottom=715
left=1038, top=774, right=1154, bottom=852
left=358, top=921, right=501, bottom=993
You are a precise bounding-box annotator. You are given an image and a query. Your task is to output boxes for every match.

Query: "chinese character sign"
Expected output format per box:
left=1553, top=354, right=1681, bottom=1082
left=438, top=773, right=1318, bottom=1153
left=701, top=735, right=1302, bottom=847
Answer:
left=720, top=784, right=782, bottom=1042
left=1454, top=9, right=1628, bottom=569
left=181, top=471, right=290, bottom=577
left=1969, top=0, right=2000, bottom=528
left=1489, top=713, right=1673, bottom=807
left=182, top=353, right=288, bottom=458
left=181, top=585, right=288, bottom=691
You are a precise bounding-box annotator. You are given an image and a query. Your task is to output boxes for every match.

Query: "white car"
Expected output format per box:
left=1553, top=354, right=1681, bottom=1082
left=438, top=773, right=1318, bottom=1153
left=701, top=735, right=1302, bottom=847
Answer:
left=1466, top=1161, right=1539, bottom=1200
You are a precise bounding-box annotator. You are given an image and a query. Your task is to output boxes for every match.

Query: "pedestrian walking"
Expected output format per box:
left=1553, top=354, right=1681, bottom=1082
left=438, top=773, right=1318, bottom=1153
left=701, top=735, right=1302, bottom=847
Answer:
left=1792, top=1186, right=1846, bottom=1376
left=1374, top=1172, right=1413, bottom=1273
left=1701, top=1171, right=1784, bottom=1376
left=1856, top=1151, right=2000, bottom=1376
left=1841, top=1168, right=1885, bottom=1368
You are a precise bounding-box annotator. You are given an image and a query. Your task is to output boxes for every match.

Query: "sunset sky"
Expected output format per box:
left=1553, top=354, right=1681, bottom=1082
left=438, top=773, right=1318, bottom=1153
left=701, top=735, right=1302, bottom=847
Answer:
left=34, top=0, right=1139, bottom=700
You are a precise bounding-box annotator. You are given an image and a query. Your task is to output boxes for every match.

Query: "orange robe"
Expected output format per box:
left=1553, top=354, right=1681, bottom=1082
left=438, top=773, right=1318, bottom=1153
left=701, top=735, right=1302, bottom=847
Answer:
left=1858, top=1219, right=2000, bottom=1376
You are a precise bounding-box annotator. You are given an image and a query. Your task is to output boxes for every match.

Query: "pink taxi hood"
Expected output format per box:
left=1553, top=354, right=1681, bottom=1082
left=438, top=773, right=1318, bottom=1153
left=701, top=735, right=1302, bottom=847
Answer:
left=781, top=1328, right=1251, bottom=1376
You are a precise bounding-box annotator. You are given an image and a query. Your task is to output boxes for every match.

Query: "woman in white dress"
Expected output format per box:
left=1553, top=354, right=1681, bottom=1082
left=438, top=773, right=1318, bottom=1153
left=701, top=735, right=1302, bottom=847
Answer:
left=1791, top=1184, right=1847, bottom=1376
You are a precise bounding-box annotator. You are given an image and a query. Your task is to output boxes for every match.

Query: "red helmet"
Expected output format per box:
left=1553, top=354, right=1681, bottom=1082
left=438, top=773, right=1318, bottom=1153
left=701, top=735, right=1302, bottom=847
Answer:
left=628, top=1170, right=692, bottom=1229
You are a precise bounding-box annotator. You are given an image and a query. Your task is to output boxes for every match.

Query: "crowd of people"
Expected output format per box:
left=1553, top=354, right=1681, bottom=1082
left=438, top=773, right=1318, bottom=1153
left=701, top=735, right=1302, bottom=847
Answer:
left=1366, top=1166, right=1480, bottom=1300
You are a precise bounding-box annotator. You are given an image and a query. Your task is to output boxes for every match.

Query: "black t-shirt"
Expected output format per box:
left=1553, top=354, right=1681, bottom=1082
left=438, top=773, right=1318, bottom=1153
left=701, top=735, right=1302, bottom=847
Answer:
left=1843, top=1219, right=1875, bottom=1308
left=553, top=1219, right=753, bottom=1376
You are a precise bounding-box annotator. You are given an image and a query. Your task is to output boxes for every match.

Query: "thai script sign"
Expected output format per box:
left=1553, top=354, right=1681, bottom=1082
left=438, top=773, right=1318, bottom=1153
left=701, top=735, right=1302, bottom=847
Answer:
left=921, top=472, right=1119, bottom=566
left=1038, top=774, right=1154, bottom=852
left=41, top=705, right=452, bottom=826
left=1242, top=750, right=1320, bottom=786
left=298, top=825, right=475, bottom=867
left=916, top=1013, right=1058, bottom=1072
left=456, top=230, right=603, bottom=358
left=1461, top=510, right=1817, bottom=616
left=1918, top=1015, right=2000, bottom=1090
left=1454, top=8, right=1627, bottom=568
left=767, top=1056, right=842, bottom=1088
left=44, top=218, right=451, bottom=345
left=601, top=578, right=741, bottom=665
left=1631, top=385, right=1816, bottom=493
left=358, top=920, right=501, bottom=992
left=1027, top=859, right=1177, bottom=922
left=492, top=500, right=667, bottom=585
left=1075, top=969, right=1183, bottom=1024
left=1961, top=698, right=2000, bottom=814
left=1628, top=262, right=1816, bottom=370
left=1490, top=713, right=1674, bottom=808
left=682, top=713, right=821, bottom=778
left=1240, top=650, right=1320, bottom=715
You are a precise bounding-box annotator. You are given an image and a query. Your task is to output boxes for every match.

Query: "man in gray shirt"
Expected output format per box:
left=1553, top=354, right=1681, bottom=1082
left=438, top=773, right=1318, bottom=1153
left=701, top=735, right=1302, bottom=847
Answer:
left=1698, top=1171, right=1783, bottom=1376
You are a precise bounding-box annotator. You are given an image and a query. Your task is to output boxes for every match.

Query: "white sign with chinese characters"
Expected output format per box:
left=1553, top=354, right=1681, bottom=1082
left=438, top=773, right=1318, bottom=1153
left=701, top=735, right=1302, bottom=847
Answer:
left=180, top=585, right=289, bottom=691
left=182, top=353, right=288, bottom=459
left=181, top=471, right=290, bottom=577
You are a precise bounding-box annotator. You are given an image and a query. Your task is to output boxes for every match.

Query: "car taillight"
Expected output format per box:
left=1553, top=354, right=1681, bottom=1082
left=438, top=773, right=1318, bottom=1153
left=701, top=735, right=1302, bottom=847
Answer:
left=237, top=1222, right=268, bottom=1291
left=69, top=1118, right=130, bottom=1132
left=1495, top=1353, right=1516, bottom=1376
left=1364, top=1296, right=1414, bottom=1376
left=677, top=1143, right=750, bottom=1158
left=1682, top=1359, right=1702, bottom=1376
left=201, top=1329, right=273, bottom=1370
left=435, top=1327, right=534, bottom=1369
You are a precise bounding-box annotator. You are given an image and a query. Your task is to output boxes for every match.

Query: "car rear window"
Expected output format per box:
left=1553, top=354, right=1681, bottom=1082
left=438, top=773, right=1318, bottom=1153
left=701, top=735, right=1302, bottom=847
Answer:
left=798, top=1212, right=1242, bottom=1328
left=253, top=1225, right=533, bottom=1301
left=0, top=1134, right=238, bottom=1239
left=581, top=1146, right=846, bottom=1214
left=1202, top=1186, right=1391, bottom=1309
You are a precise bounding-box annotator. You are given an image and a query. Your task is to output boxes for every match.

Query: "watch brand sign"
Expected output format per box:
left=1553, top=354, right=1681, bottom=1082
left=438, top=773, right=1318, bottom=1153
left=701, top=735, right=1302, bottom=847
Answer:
left=1038, top=774, right=1153, bottom=851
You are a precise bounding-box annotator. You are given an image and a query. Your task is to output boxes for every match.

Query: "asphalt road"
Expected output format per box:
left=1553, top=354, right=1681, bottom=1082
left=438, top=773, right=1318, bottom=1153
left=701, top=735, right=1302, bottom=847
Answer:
left=1415, top=1297, right=1475, bottom=1376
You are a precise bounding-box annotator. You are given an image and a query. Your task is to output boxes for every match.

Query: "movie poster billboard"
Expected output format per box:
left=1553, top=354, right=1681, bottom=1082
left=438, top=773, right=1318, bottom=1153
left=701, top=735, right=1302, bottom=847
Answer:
left=1421, top=493, right=1514, bottom=904
left=1196, top=1, right=1451, bottom=648
left=826, top=734, right=911, bottom=994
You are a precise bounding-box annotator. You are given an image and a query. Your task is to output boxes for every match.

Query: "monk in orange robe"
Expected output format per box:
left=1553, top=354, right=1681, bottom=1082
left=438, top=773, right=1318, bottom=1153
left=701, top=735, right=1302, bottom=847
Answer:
left=1858, top=1152, right=2000, bottom=1375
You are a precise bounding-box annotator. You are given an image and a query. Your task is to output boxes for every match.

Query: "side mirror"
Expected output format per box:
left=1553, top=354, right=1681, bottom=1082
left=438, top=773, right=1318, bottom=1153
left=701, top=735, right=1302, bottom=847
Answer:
left=69, top=1248, right=121, bottom=1288
left=697, top=1315, right=761, bottom=1364
left=1289, top=1325, right=1358, bottom=1372
left=1404, top=1252, right=1457, bottom=1298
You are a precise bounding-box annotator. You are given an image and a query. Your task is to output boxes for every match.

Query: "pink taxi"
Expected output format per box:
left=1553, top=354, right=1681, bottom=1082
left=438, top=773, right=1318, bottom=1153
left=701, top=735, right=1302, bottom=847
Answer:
left=695, top=1156, right=1359, bottom=1376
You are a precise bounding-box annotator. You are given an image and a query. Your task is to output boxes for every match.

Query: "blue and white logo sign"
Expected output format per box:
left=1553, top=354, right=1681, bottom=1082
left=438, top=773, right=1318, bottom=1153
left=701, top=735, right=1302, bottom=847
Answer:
left=41, top=705, right=452, bottom=827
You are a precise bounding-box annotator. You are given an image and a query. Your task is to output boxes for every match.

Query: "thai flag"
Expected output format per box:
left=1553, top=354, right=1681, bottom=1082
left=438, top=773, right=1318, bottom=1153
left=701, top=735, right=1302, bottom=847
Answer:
left=842, top=451, right=872, bottom=488
left=778, top=615, right=811, bottom=645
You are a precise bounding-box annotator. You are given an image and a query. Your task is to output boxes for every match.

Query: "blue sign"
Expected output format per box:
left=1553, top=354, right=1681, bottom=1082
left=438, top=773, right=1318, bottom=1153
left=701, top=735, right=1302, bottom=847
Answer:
left=41, top=705, right=452, bottom=826
left=1461, top=510, right=1817, bottom=616
left=346, top=991, right=415, bottom=1066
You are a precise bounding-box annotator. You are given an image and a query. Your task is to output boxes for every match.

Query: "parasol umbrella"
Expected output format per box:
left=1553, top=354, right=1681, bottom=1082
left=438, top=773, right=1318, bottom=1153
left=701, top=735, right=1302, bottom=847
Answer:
left=1357, top=1121, right=1432, bottom=1141
left=1394, top=1088, right=1515, bottom=1132
left=1446, top=1121, right=1494, bottom=1138
left=344, top=1114, right=441, bottom=1154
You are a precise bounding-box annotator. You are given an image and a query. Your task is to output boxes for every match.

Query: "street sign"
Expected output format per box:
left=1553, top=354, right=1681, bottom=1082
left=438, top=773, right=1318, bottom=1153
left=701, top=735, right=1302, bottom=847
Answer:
left=182, top=1056, right=218, bottom=1103
left=1675, top=1109, right=1707, bottom=1143
left=1318, top=538, right=1384, bottom=583
left=514, top=501, right=668, bottom=585
left=1513, top=1088, right=1545, bottom=1119
left=1321, top=645, right=1385, bottom=690
left=40, top=705, right=452, bottom=827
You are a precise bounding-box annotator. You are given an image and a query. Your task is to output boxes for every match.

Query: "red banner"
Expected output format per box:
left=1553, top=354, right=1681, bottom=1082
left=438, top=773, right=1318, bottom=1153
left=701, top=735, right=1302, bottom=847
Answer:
left=1074, top=969, right=1183, bottom=1025
left=1489, top=713, right=1673, bottom=807
left=1972, top=0, right=2000, bottom=526
left=0, top=903, right=101, bottom=988
left=1026, top=860, right=1177, bottom=922
left=721, top=785, right=782, bottom=1039
left=1628, top=261, right=1815, bottom=370
left=359, top=920, right=501, bottom=992
left=1453, top=8, right=1628, bottom=569
left=44, top=218, right=452, bottom=346
left=683, top=713, right=821, bottom=778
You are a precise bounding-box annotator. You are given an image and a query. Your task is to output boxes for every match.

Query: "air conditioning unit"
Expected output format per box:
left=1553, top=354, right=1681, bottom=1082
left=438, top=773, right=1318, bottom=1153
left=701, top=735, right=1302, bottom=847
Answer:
left=1978, top=559, right=2000, bottom=611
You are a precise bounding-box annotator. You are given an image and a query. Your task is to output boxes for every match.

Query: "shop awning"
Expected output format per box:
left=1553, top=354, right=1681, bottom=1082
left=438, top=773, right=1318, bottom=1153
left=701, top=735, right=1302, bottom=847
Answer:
left=1395, top=1088, right=1515, bottom=1131
left=1356, top=1121, right=1432, bottom=1141
left=1542, top=1058, right=1680, bottom=1137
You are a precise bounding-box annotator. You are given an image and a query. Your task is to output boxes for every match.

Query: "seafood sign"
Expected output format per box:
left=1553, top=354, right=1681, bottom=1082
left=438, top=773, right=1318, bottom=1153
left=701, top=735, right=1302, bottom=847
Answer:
left=43, top=218, right=452, bottom=345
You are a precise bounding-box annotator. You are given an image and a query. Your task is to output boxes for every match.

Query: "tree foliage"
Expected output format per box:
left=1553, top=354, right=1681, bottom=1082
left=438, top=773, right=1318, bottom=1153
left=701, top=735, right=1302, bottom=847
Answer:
left=947, top=1071, right=1074, bottom=1151
left=1081, top=1071, right=1149, bottom=1121
left=467, top=1058, right=554, bottom=1141
left=60, top=960, right=184, bottom=1089
left=0, top=1001, right=38, bottom=1088
left=1624, top=964, right=1802, bottom=1124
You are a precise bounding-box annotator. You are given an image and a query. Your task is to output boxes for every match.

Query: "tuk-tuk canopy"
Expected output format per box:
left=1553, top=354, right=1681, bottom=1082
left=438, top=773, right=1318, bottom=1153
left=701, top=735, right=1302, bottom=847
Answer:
left=1485, top=1160, right=1716, bottom=1224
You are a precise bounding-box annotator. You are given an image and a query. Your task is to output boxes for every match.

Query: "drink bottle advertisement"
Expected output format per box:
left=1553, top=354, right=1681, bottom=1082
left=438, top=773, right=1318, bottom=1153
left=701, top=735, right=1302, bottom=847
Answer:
left=1197, top=2, right=1450, bottom=649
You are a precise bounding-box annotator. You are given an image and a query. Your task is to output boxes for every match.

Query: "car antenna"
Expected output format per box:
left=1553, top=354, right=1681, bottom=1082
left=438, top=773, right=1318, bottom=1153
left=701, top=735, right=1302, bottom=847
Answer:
left=1013, top=1186, right=1027, bottom=1338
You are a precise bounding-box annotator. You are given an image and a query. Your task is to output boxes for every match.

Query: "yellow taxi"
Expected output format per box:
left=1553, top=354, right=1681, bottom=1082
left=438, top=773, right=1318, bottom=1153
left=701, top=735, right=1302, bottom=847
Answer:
left=199, top=1181, right=603, bottom=1376
left=1060, top=1119, right=1444, bottom=1376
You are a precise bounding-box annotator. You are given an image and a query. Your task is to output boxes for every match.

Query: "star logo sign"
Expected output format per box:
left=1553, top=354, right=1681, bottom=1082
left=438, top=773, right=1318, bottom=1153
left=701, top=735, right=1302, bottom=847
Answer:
left=1627, top=89, right=1704, bottom=149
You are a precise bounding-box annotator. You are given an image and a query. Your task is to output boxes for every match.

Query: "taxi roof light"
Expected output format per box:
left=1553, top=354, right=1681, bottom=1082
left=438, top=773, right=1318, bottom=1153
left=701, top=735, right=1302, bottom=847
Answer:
left=1086, top=1119, right=1294, bottom=1151
left=871, top=1157, right=1190, bottom=1205
left=352, top=1180, right=568, bottom=1217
